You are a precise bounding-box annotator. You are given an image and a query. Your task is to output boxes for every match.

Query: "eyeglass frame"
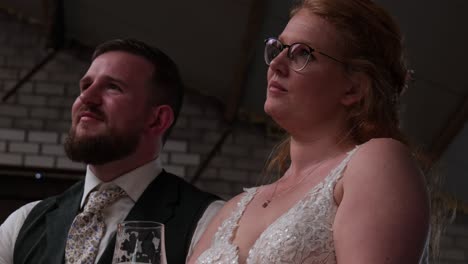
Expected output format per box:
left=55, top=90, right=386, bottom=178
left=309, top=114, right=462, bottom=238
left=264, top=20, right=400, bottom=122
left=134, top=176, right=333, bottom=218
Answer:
left=264, top=37, right=346, bottom=71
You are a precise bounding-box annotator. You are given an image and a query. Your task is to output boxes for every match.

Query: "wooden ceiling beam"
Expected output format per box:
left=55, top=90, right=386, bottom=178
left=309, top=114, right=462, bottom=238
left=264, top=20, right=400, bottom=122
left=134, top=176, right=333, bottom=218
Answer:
left=224, top=0, right=267, bottom=122
left=428, top=93, right=468, bottom=165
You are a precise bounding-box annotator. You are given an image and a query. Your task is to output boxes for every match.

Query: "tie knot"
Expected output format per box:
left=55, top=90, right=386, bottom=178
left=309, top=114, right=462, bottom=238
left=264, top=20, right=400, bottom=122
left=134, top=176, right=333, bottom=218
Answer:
left=84, top=186, right=126, bottom=214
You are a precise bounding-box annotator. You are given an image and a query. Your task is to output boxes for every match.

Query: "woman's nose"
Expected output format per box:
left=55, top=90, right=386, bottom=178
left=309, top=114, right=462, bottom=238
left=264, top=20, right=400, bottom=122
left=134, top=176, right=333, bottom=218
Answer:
left=268, top=50, right=289, bottom=76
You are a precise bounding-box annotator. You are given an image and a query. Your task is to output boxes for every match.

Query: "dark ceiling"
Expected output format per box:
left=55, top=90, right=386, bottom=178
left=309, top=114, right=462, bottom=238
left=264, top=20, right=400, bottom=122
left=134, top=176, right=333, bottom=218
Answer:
left=1, top=0, right=467, bottom=201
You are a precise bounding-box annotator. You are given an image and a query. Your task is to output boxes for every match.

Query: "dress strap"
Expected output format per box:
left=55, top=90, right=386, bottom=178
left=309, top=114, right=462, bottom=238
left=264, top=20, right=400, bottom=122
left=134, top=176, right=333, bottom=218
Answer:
left=213, top=188, right=258, bottom=243
left=327, top=146, right=360, bottom=183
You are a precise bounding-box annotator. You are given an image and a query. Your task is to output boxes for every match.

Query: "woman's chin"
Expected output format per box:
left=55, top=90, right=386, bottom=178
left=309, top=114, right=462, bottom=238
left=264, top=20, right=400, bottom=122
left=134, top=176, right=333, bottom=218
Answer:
left=264, top=103, right=287, bottom=126
left=264, top=101, right=276, bottom=118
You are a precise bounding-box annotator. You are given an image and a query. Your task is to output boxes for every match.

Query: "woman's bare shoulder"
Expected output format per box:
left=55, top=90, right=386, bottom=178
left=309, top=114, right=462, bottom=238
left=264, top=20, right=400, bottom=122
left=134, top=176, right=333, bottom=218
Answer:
left=334, top=138, right=430, bottom=263
left=358, top=137, right=412, bottom=157
left=350, top=138, right=420, bottom=176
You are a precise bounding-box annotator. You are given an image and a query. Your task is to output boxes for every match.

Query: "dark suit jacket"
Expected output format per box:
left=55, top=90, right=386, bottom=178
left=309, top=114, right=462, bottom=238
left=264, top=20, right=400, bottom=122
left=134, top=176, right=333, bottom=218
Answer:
left=13, top=170, right=218, bottom=264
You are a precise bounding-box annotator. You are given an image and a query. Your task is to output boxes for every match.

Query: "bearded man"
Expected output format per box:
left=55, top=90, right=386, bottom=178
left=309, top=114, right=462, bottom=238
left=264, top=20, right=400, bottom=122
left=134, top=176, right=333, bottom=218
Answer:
left=0, top=39, right=222, bottom=264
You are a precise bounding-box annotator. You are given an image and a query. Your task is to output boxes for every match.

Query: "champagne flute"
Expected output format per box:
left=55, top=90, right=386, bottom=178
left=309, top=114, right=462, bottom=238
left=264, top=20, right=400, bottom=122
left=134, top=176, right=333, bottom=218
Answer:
left=112, top=221, right=167, bottom=264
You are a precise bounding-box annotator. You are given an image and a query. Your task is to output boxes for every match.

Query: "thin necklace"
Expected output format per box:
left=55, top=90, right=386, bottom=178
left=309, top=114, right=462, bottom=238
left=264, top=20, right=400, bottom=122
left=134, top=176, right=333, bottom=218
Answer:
left=262, top=157, right=330, bottom=208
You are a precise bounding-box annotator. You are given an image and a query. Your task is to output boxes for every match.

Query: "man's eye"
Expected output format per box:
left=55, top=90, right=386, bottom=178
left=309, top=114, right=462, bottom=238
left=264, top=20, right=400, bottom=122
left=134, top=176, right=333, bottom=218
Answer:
left=80, top=84, right=90, bottom=92
left=108, top=84, right=122, bottom=91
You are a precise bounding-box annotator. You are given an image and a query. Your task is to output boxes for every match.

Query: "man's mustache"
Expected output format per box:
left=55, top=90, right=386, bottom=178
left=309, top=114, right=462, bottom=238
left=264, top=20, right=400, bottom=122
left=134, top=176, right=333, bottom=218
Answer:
left=77, top=105, right=106, bottom=120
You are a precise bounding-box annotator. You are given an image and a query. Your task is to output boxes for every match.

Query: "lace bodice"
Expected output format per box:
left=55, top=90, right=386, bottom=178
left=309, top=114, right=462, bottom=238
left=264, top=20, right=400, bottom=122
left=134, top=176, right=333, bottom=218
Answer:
left=196, top=147, right=359, bottom=264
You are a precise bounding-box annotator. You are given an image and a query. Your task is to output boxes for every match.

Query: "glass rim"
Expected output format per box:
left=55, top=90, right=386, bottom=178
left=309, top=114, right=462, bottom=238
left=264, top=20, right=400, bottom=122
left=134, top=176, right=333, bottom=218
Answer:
left=118, top=221, right=165, bottom=229
left=264, top=40, right=309, bottom=71
left=264, top=37, right=345, bottom=70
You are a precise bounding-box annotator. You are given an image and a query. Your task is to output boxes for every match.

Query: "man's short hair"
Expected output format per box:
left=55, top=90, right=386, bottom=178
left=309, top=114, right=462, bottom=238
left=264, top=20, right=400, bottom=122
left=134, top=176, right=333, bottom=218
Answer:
left=92, top=39, right=185, bottom=141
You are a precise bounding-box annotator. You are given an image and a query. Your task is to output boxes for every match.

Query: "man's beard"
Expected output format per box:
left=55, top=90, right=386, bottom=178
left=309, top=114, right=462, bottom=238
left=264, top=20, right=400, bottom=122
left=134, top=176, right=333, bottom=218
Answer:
left=64, top=125, right=141, bottom=165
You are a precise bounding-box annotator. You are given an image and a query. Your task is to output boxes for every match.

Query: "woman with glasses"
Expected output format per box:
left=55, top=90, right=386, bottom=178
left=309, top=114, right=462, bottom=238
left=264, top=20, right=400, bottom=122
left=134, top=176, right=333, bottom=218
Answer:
left=188, top=0, right=430, bottom=263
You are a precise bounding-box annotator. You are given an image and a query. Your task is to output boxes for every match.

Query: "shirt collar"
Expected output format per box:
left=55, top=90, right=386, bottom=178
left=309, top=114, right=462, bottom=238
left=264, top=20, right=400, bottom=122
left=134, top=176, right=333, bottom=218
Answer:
left=81, top=158, right=163, bottom=208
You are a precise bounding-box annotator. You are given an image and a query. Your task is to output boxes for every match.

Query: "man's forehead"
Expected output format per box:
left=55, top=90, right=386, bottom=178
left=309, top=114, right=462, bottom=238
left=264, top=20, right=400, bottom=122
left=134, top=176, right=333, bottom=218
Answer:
left=85, top=51, right=154, bottom=79
left=80, top=74, right=126, bottom=85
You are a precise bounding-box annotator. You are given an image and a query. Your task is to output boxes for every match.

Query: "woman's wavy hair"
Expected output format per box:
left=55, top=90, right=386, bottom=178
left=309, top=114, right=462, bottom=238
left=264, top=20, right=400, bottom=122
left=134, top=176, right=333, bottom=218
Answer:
left=267, top=0, right=408, bottom=179
left=264, top=0, right=446, bottom=261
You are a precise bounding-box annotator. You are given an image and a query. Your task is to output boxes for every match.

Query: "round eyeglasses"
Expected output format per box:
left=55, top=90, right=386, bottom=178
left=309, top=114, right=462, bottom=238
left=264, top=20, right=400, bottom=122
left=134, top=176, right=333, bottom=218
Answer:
left=264, top=37, right=345, bottom=71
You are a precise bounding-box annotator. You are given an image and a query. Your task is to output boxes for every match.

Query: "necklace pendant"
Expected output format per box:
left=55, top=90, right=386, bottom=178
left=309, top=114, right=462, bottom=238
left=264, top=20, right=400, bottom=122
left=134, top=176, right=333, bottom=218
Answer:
left=262, top=200, right=271, bottom=208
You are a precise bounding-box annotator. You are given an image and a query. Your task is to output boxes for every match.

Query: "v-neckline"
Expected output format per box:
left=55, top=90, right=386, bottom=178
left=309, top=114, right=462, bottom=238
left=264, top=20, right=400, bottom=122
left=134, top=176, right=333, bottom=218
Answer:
left=228, top=146, right=358, bottom=264
left=231, top=164, right=335, bottom=263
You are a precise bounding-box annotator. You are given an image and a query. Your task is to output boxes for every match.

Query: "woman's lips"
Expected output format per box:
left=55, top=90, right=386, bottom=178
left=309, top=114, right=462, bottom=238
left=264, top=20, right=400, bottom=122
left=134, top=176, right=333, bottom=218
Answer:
left=268, top=81, right=287, bottom=93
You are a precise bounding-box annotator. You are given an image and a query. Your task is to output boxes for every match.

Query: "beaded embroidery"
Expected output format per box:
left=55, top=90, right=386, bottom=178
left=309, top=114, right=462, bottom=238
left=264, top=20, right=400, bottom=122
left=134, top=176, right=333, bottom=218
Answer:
left=197, top=147, right=359, bottom=264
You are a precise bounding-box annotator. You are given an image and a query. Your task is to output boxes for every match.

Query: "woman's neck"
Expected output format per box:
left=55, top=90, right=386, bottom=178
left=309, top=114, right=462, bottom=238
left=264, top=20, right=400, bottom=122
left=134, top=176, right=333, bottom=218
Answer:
left=288, top=134, right=354, bottom=174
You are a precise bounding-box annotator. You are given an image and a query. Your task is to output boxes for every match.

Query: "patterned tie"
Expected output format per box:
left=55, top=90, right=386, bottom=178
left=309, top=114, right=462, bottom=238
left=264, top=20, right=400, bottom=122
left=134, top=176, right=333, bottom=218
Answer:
left=65, top=186, right=127, bottom=264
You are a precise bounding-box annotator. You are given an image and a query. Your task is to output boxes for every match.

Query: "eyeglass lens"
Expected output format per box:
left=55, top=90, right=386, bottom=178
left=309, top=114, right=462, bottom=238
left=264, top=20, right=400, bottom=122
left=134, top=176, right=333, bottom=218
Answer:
left=264, top=38, right=311, bottom=71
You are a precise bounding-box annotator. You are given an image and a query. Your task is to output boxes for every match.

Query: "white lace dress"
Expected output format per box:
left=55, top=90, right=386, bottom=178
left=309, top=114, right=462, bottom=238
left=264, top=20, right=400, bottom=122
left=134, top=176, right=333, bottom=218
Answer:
left=196, top=147, right=359, bottom=264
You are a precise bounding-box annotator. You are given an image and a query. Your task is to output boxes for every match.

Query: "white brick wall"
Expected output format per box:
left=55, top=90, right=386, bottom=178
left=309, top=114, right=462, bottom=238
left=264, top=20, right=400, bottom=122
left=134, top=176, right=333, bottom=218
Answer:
left=9, top=142, right=39, bottom=153
left=35, top=83, right=65, bottom=95
left=1, top=11, right=468, bottom=264
left=47, top=96, right=74, bottom=107
left=14, top=118, right=43, bottom=130
left=189, top=118, right=219, bottom=130
left=0, top=105, right=28, bottom=117
left=0, top=117, right=12, bottom=127
left=0, top=128, right=25, bottom=141
left=28, top=131, right=58, bottom=143
left=56, top=157, right=85, bottom=170
left=221, top=144, right=249, bottom=157
left=210, top=156, right=233, bottom=168
left=218, top=168, right=250, bottom=183
left=164, top=165, right=186, bottom=177
left=181, top=104, right=203, bottom=116
left=60, top=133, right=68, bottom=144
left=159, top=153, right=169, bottom=164
left=0, top=68, right=18, bottom=79
left=30, top=107, right=60, bottom=119
left=26, top=70, right=48, bottom=81
left=41, top=144, right=65, bottom=155
left=164, top=140, right=187, bottom=152
left=202, top=131, right=223, bottom=143
left=24, top=155, right=54, bottom=167
left=173, top=116, right=188, bottom=128
left=170, top=153, right=200, bottom=166
left=18, top=94, right=47, bottom=106
left=4, top=81, right=33, bottom=94
left=0, top=152, right=22, bottom=165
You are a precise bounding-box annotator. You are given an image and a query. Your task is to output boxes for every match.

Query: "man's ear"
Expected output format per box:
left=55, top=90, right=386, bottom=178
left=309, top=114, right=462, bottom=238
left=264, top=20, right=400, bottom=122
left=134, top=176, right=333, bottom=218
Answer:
left=148, top=105, right=174, bottom=136
left=341, top=72, right=369, bottom=106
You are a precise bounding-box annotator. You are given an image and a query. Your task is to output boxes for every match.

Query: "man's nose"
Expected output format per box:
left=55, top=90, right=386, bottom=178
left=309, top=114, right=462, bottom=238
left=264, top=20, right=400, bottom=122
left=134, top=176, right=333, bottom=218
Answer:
left=78, top=84, right=102, bottom=105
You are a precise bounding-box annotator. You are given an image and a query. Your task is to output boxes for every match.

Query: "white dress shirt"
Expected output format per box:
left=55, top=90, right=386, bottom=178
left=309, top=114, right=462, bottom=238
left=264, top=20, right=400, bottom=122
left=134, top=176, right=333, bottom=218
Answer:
left=0, top=158, right=223, bottom=264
